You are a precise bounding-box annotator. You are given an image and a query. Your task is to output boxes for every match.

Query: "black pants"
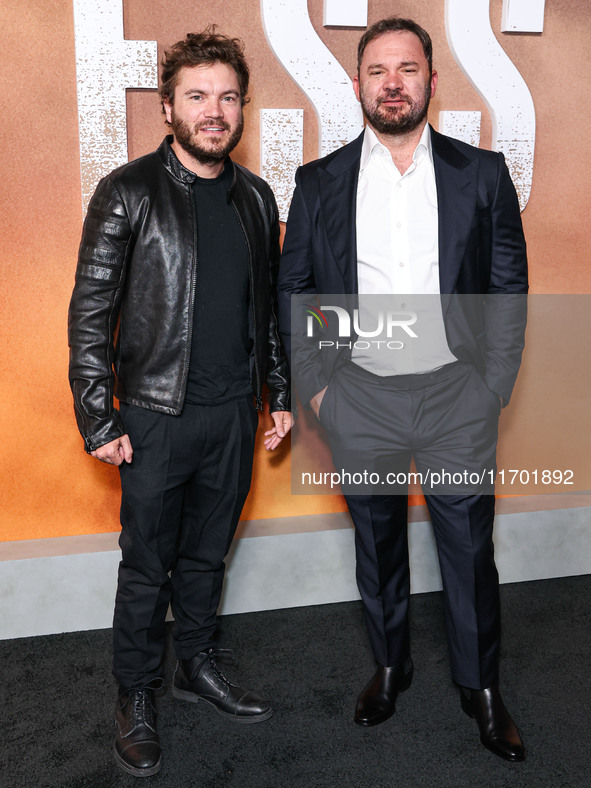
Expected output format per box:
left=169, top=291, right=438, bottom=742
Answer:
left=113, top=396, right=257, bottom=690
left=320, top=361, right=501, bottom=689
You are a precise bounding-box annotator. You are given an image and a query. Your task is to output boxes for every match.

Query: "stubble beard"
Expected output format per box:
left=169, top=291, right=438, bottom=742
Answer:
left=170, top=110, right=244, bottom=166
left=361, top=82, right=432, bottom=137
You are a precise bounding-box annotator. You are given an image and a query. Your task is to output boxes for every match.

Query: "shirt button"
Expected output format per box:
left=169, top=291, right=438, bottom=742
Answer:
left=397, top=222, right=402, bottom=228
left=399, top=262, right=405, bottom=267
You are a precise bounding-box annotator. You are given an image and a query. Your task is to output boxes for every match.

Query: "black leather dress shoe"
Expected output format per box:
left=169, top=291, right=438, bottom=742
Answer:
left=114, top=686, right=162, bottom=777
left=460, top=685, right=526, bottom=761
left=172, top=648, right=273, bottom=723
left=354, top=659, right=414, bottom=727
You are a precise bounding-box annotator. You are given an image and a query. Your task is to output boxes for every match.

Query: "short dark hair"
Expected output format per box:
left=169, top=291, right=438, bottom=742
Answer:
left=159, top=26, right=250, bottom=115
left=357, top=17, right=433, bottom=76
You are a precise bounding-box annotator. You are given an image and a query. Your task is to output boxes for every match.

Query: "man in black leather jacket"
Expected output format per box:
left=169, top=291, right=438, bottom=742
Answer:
left=68, top=29, right=292, bottom=777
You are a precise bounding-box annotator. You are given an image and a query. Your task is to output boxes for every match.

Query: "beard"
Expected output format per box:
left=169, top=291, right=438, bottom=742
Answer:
left=170, top=109, right=244, bottom=166
left=360, top=82, right=432, bottom=136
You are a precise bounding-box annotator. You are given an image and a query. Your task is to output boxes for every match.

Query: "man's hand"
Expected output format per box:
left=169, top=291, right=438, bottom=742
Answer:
left=90, top=434, right=133, bottom=466
left=309, top=386, right=328, bottom=420
left=264, top=411, right=294, bottom=451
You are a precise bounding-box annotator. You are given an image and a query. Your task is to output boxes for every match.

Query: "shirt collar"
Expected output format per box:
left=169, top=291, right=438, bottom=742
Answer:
left=360, top=123, right=433, bottom=172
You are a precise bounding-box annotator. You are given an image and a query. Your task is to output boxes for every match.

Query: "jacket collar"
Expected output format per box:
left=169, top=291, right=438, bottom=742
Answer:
left=157, top=136, right=237, bottom=200
left=316, top=132, right=364, bottom=291
left=316, top=125, right=478, bottom=294
left=157, top=136, right=195, bottom=184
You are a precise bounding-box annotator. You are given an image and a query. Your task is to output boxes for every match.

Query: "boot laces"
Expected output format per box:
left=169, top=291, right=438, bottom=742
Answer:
left=205, top=648, right=238, bottom=687
left=128, top=688, right=156, bottom=729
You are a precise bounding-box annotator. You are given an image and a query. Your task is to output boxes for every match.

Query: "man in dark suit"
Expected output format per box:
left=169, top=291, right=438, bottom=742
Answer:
left=278, top=17, right=527, bottom=761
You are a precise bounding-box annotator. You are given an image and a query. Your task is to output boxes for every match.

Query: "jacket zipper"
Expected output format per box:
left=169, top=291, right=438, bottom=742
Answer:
left=181, top=182, right=198, bottom=407
left=231, top=201, right=263, bottom=411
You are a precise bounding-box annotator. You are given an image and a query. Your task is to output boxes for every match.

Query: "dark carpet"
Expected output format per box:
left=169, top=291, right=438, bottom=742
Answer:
left=1, top=575, right=590, bottom=787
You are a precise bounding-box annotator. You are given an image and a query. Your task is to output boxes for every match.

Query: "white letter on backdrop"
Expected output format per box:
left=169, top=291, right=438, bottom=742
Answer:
left=73, top=0, right=157, bottom=214
left=444, top=0, right=542, bottom=209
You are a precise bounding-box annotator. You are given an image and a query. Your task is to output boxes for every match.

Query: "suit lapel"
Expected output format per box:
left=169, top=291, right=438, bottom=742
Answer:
left=431, top=127, right=478, bottom=295
left=317, top=134, right=363, bottom=294
left=316, top=129, right=478, bottom=297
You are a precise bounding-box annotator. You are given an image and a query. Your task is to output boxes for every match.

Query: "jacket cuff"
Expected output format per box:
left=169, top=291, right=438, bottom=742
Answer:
left=82, top=412, right=125, bottom=453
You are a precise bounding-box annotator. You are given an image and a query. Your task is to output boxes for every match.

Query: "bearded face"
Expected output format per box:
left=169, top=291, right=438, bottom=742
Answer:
left=164, top=63, right=245, bottom=170
left=170, top=108, right=244, bottom=166
left=354, top=31, right=436, bottom=139
left=359, top=80, right=432, bottom=136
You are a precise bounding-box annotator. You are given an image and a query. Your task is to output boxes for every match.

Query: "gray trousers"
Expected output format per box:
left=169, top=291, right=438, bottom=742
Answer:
left=320, top=361, right=501, bottom=689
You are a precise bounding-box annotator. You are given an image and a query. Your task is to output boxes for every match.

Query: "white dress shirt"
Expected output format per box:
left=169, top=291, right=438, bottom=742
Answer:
left=353, top=124, right=457, bottom=375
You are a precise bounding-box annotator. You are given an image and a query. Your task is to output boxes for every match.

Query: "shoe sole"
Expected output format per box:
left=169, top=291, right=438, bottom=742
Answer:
left=114, top=746, right=162, bottom=777
left=172, top=685, right=273, bottom=723
left=480, top=740, right=526, bottom=762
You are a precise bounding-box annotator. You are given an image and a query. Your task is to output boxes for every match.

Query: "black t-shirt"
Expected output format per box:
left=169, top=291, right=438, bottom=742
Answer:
left=185, top=161, right=252, bottom=405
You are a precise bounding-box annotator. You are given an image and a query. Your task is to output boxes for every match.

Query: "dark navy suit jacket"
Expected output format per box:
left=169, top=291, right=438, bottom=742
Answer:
left=278, top=127, right=528, bottom=407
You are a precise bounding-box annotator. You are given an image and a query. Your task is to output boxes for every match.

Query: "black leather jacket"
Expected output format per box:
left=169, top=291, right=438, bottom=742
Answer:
left=68, top=137, right=290, bottom=452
